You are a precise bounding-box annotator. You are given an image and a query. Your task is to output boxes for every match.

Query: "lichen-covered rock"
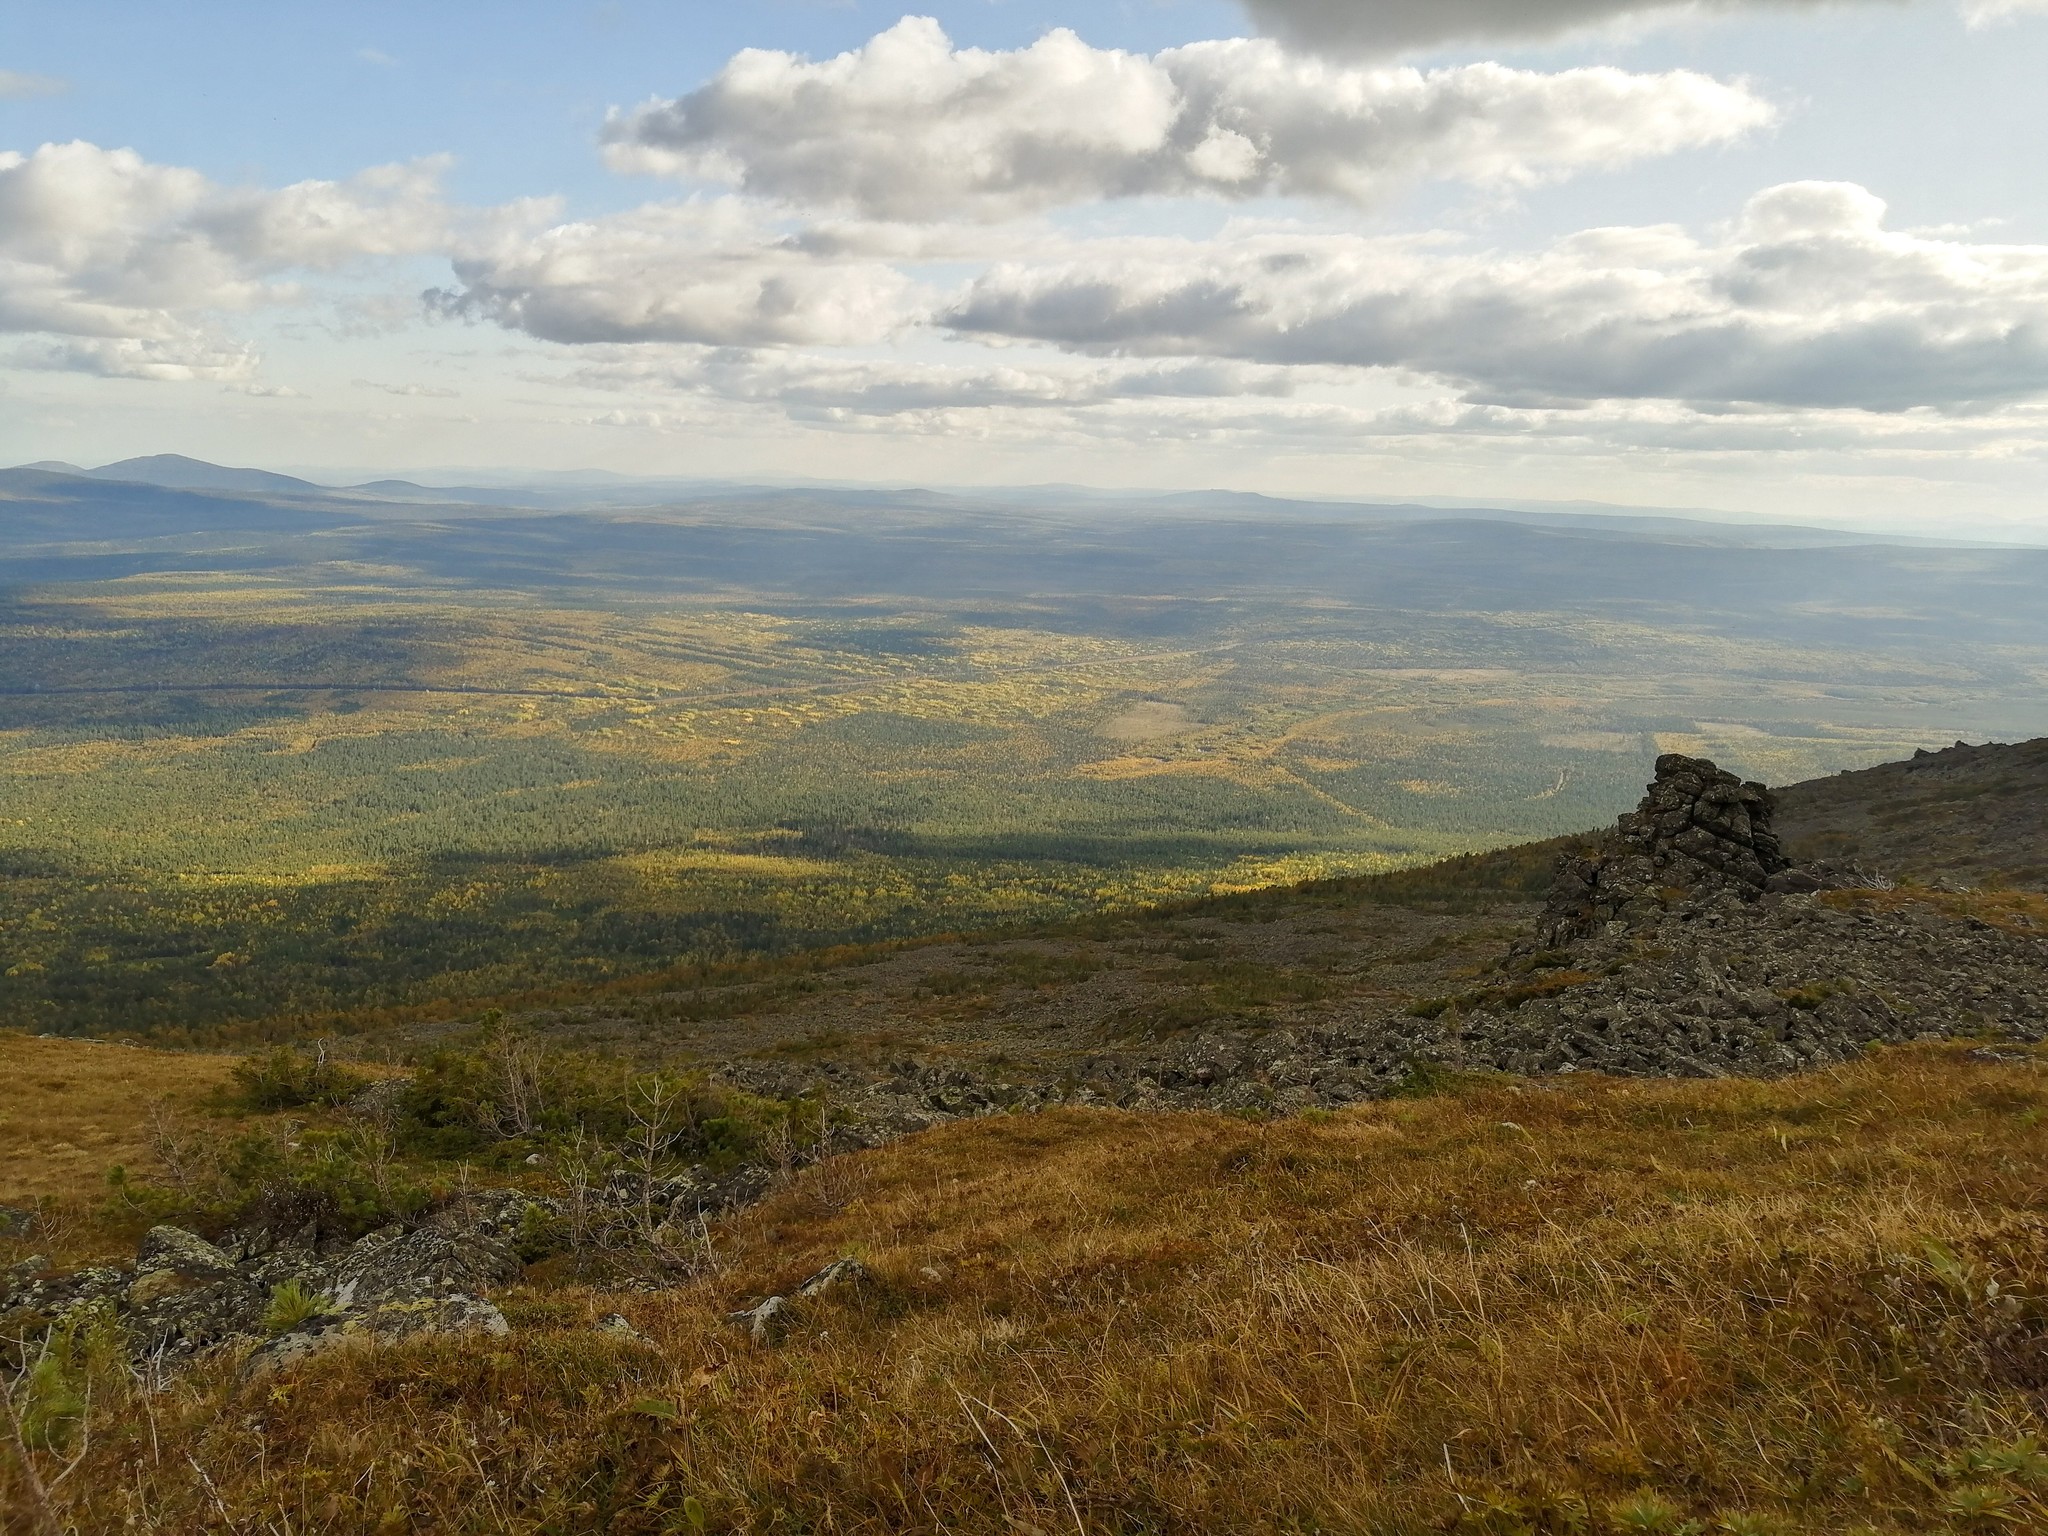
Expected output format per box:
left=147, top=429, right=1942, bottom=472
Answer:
left=234, top=1224, right=521, bottom=1378
left=8, top=1199, right=534, bottom=1378
left=136, top=1225, right=238, bottom=1281
left=1, top=1264, right=126, bottom=1331
left=730, top=1256, right=871, bottom=1344
left=1, top=1255, right=51, bottom=1312
left=439, top=1189, right=560, bottom=1244
left=594, top=1311, right=652, bottom=1345
left=128, top=1275, right=270, bottom=1360
left=319, top=1225, right=522, bottom=1311
left=243, top=1291, right=510, bottom=1380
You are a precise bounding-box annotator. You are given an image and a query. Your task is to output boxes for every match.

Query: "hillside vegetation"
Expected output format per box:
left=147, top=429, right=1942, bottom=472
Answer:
left=1777, top=737, right=2048, bottom=888
left=11, top=1043, right=2048, bottom=1534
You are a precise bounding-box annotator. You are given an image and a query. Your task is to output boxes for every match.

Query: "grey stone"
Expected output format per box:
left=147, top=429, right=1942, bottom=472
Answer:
left=730, top=1293, right=791, bottom=1344
left=321, top=1226, right=522, bottom=1310
left=136, top=1225, right=237, bottom=1281
left=594, top=1311, right=653, bottom=1345
left=793, top=1257, right=868, bottom=1299
left=730, top=1256, right=870, bottom=1344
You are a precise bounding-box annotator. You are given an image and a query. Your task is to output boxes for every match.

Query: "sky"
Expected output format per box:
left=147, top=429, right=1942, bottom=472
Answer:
left=3, top=0, right=2048, bottom=533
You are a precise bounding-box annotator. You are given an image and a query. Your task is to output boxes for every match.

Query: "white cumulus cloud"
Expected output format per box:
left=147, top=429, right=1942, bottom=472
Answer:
left=942, top=182, right=2048, bottom=412
left=0, top=141, right=462, bottom=379
left=603, top=17, right=1772, bottom=221
left=426, top=200, right=920, bottom=346
left=8, top=335, right=258, bottom=383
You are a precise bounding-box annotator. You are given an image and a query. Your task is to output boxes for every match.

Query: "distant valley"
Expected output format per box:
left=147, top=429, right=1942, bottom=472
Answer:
left=3, top=458, right=2045, bottom=1036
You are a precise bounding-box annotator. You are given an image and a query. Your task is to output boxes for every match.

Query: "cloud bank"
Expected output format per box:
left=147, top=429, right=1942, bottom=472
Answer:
left=0, top=69, right=67, bottom=100
left=942, top=182, right=2048, bottom=412
left=604, top=17, right=1771, bottom=221
left=1235, top=0, right=2048, bottom=57
left=1234, top=0, right=1872, bottom=55
left=568, top=347, right=1299, bottom=421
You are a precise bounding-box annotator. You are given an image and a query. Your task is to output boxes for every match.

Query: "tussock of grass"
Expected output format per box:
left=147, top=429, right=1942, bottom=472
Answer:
left=262, top=1279, right=332, bottom=1336
left=21, top=1045, right=2048, bottom=1533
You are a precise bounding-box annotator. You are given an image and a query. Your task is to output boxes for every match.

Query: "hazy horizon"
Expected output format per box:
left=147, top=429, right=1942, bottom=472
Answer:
left=16, top=450, right=2048, bottom=548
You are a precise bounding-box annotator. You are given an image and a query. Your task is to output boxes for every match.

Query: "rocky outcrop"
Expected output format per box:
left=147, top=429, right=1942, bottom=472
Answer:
left=2, top=1200, right=547, bottom=1377
left=1436, top=881, right=2048, bottom=1080
left=242, top=1286, right=511, bottom=1380
left=1540, top=754, right=1792, bottom=946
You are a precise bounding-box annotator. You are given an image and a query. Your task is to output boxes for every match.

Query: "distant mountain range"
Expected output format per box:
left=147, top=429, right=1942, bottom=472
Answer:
left=2, top=455, right=568, bottom=511
left=3, top=454, right=2029, bottom=549
left=19, top=454, right=331, bottom=495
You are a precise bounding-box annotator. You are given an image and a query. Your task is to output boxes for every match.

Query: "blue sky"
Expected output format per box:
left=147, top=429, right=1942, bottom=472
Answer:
left=4, top=0, right=2047, bottom=532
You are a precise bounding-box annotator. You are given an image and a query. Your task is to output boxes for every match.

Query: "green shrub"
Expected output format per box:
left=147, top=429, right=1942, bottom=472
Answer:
left=231, top=1044, right=370, bottom=1111
left=14, top=1348, right=86, bottom=1452
left=225, top=1127, right=431, bottom=1241
left=1392, top=1056, right=1462, bottom=1097
left=398, top=1021, right=782, bottom=1170
left=1780, top=979, right=1848, bottom=1011
left=9, top=1301, right=121, bottom=1453
left=513, top=1202, right=567, bottom=1263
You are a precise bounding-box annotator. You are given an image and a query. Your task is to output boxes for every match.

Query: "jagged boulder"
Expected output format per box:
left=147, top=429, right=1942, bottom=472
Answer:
left=1, top=1263, right=126, bottom=1332
left=1541, top=754, right=1791, bottom=946
left=6, top=1197, right=541, bottom=1378
left=321, top=1224, right=523, bottom=1310
left=130, top=1225, right=239, bottom=1299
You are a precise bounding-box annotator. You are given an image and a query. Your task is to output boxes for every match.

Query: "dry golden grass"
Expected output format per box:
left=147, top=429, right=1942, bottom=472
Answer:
left=22, top=1044, right=2048, bottom=1534
left=0, top=1034, right=239, bottom=1206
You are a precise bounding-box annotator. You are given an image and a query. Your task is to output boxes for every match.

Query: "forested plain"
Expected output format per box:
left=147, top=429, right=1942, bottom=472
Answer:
left=3, top=467, right=2045, bottom=1036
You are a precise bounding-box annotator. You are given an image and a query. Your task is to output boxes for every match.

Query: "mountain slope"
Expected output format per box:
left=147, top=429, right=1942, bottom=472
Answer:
left=12, top=1040, right=2048, bottom=1536
left=1776, top=736, right=2048, bottom=888
left=7, top=742, right=2048, bottom=1533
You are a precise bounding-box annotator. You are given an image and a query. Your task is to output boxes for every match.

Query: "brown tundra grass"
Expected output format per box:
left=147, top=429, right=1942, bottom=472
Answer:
left=12, top=1044, right=2048, bottom=1534
left=0, top=1036, right=237, bottom=1208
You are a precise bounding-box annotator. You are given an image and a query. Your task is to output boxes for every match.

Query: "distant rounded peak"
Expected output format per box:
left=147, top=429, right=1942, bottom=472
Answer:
left=84, top=454, right=319, bottom=494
